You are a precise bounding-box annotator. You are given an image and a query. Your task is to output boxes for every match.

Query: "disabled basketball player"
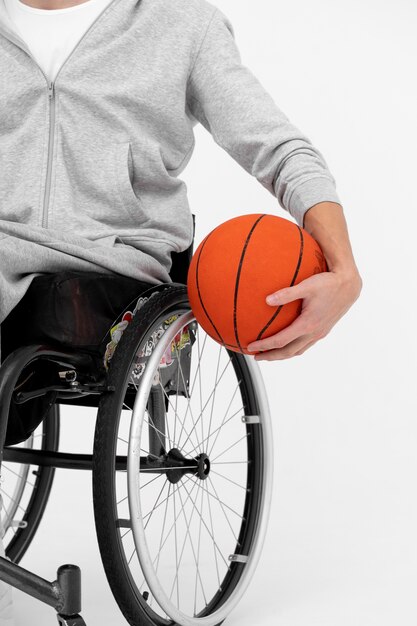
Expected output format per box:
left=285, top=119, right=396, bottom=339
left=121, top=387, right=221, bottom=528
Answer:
left=0, top=0, right=362, bottom=622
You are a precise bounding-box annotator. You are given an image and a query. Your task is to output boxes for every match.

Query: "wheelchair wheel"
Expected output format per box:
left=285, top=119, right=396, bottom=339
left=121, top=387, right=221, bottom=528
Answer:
left=93, top=285, right=273, bottom=626
left=1, top=404, right=60, bottom=563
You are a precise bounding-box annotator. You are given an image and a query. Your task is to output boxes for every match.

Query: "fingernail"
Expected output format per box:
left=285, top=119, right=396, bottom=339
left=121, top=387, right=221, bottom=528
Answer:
left=266, top=296, right=277, bottom=305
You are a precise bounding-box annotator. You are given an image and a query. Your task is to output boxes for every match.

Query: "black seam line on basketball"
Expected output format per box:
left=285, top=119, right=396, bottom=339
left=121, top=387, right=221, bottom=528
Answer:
left=256, top=224, right=304, bottom=341
left=195, top=231, right=228, bottom=348
left=234, top=214, right=269, bottom=353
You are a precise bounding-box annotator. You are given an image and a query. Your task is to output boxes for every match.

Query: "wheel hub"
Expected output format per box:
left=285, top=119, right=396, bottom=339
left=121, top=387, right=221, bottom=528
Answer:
left=194, top=452, right=210, bottom=480
left=163, top=448, right=211, bottom=484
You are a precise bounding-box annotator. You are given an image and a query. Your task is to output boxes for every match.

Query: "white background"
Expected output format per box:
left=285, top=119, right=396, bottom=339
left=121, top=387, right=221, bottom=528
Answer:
left=13, top=0, right=417, bottom=624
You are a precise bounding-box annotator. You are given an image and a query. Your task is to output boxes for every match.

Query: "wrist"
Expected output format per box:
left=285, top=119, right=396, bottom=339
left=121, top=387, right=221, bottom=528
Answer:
left=326, top=257, right=359, bottom=277
left=331, top=263, right=363, bottom=296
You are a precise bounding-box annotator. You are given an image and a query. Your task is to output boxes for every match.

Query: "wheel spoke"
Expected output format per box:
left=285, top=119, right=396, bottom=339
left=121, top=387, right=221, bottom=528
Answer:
left=143, top=480, right=169, bottom=530
left=189, top=329, right=208, bottom=402
left=196, top=328, right=205, bottom=460
left=148, top=476, right=199, bottom=566
left=117, top=473, right=162, bottom=506
left=143, top=415, right=176, bottom=451
left=167, top=482, right=201, bottom=601
left=175, top=482, right=207, bottom=610
left=120, top=528, right=131, bottom=540
left=1, top=489, right=27, bottom=515
left=158, top=382, right=200, bottom=454
left=180, top=479, right=229, bottom=569
left=172, top=348, right=181, bottom=445
left=172, top=484, right=180, bottom=608
left=213, top=461, right=249, bottom=465
left=2, top=464, right=35, bottom=488
left=128, top=545, right=137, bottom=566
left=154, top=483, right=172, bottom=578
left=193, top=480, right=205, bottom=615
left=205, top=345, right=222, bottom=459
left=209, top=470, right=247, bottom=492
left=204, top=481, right=221, bottom=590
left=179, top=357, right=234, bottom=456
left=166, top=357, right=200, bottom=457
left=210, top=433, right=249, bottom=464
left=185, top=403, right=243, bottom=459
left=207, top=477, right=241, bottom=543
left=207, top=396, right=243, bottom=459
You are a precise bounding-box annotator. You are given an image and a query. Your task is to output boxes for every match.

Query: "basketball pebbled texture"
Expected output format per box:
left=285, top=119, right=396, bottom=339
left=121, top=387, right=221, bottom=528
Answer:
left=187, top=213, right=328, bottom=355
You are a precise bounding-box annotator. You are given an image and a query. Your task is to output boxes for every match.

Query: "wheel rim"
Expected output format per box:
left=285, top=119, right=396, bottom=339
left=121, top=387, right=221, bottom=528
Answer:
left=1, top=433, right=34, bottom=535
left=1, top=406, right=59, bottom=562
left=112, top=308, right=273, bottom=625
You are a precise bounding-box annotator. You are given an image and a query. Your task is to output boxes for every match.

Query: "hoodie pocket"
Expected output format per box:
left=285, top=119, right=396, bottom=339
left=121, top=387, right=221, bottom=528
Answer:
left=55, top=136, right=149, bottom=233
left=113, top=141, right=148, bottom=226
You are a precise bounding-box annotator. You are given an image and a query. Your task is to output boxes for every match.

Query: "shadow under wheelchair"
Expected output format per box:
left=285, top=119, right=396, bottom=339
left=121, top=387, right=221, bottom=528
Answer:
left=0, top=223, right=273, bottom=626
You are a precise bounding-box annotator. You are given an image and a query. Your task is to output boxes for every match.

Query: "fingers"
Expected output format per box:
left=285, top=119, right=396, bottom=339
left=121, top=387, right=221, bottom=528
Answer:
left=254, top=336, right=319, bottom=361
left=247, top=314, right=311, bottom=353
left=247, top=274, right=329, bottom=360
left=266, top=279, right=312, bottom=306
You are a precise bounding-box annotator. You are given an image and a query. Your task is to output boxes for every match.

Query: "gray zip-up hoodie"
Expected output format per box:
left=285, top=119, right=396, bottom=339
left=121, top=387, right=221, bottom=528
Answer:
left=0, top=0, right=342, bottom=286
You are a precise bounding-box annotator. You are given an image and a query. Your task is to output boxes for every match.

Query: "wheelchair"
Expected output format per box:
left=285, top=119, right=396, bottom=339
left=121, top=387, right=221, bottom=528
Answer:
left=0, top=214, right=273, bottom=626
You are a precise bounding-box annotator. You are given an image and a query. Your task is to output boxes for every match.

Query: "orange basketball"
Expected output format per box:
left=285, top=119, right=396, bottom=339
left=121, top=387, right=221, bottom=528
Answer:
left=186, top=213, right=328, bottom=355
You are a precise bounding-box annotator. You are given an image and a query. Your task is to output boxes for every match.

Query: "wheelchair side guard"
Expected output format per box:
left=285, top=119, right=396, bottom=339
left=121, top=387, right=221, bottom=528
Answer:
left=131, top=315, right=196, bottom=398
left=102, top=283, right=173, bottom=371
left=102, top=282, right=196, bottom=399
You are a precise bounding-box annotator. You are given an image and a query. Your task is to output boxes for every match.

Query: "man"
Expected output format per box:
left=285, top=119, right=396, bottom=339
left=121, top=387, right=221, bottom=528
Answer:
left=0, top=0, right=362, bottom=621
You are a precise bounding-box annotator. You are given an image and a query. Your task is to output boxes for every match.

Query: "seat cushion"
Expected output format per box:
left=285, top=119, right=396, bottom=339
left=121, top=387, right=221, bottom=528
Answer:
left=1, top=271, right=154, bottom=360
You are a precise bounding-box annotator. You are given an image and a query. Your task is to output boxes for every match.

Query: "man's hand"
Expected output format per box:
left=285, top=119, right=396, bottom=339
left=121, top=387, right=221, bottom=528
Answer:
left=246, top=268, right=362, bottom=361
left=246, top=200, right=363, bottom=361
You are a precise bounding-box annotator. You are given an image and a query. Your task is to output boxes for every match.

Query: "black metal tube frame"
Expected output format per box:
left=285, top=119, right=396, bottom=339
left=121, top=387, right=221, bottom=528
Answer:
left=0, top=343, right=94, bottom=624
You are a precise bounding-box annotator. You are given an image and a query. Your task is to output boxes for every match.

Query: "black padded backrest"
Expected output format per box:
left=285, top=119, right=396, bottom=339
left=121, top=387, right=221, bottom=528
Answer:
left=169, top=213, right=195, bottom=284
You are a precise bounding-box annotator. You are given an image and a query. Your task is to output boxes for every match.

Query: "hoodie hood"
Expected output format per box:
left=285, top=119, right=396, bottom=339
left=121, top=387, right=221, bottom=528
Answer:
left=0, top=0, right=31, bottom=52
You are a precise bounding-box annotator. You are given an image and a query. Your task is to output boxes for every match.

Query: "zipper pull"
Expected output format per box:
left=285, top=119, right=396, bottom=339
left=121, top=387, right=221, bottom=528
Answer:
left=48, top=82, right=54, bottom=99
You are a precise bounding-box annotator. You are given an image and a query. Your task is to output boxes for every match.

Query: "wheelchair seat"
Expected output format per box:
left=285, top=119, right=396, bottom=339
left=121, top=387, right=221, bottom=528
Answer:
left=0, top=217, right=195, bottom=362
left=1, top=270, right=154, bottom=362
left=0, top=215, right=195, bottom=362
left=0, top=220, right=195, bottom=446
left=0, top=271, right=157, bottom=446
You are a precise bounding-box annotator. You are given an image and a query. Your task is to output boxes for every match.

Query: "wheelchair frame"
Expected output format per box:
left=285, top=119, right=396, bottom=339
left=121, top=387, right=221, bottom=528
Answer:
left=0, top=212, right=274, bottom=626
left=0, top=217, right=196, bottom=626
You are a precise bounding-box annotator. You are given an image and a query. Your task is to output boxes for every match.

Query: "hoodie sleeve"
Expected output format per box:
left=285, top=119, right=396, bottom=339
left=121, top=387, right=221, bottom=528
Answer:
left=186, top=7, right=342, bottom=228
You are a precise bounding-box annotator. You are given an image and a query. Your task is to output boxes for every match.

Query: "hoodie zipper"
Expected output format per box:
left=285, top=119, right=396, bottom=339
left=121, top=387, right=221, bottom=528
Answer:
left=0, top=0, right=121, bottom=229
left=43, top=80, right=55, bottom=228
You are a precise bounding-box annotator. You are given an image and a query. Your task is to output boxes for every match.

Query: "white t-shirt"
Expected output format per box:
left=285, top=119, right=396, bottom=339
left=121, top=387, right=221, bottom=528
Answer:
left=4, top=0, right=114, bottom=82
